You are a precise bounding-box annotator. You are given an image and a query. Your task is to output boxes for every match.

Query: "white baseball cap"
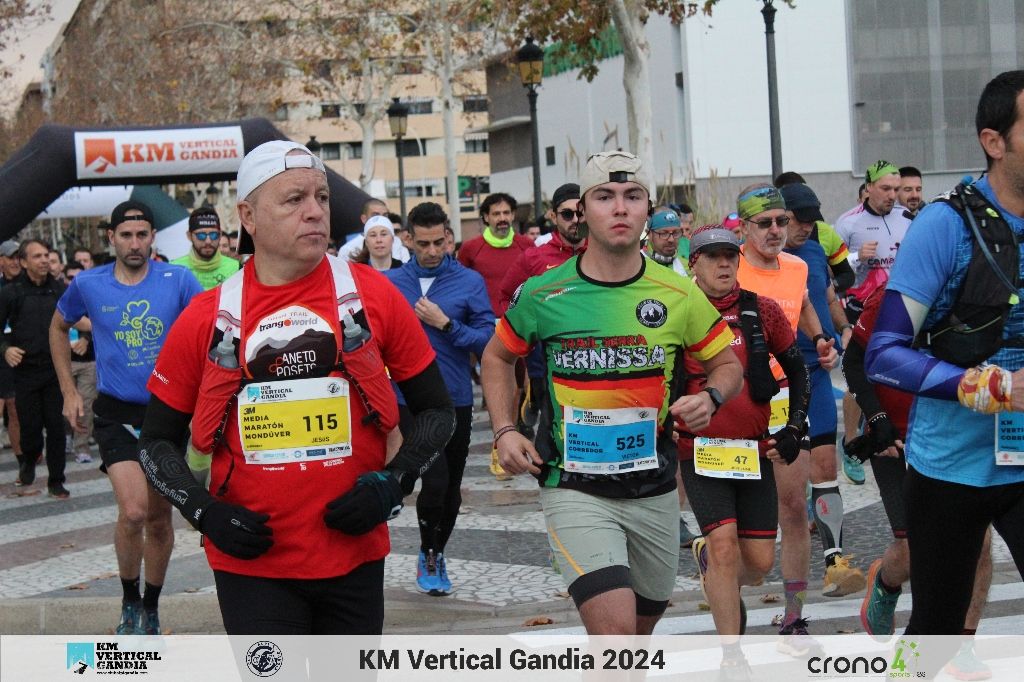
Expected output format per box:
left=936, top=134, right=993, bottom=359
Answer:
left=235, top=140, right=326, bottom=201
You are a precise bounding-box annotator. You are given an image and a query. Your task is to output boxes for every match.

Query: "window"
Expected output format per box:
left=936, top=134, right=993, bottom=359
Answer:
left=398, top=60, right=423, bottom=75
left=353, top=102, right=366, bottom=117
left=545, top=146, right=555, bottom=166
left=462, top=96, right=488, bottom=113
left=348, top=143, right=362, bottom=160
left=407, top=98, right=433, bottom=115
left=397, top=139, right=422, bottom=157
left=847, top=0, right=1024, bottom=172
left=320, top=103, right=340, bottom=118
left=465, top=137, right=488, bottom=154
left=321, top=143, right=341, bottom=160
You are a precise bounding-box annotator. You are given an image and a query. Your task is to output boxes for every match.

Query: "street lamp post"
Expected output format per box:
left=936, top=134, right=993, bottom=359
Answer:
left=761, top=0, right=783, bottom=179
left=517, top=36, right=545, bottom=224
left=387, top=97, right=410, bottom=224
left=305, top=135, right=323, bottom=160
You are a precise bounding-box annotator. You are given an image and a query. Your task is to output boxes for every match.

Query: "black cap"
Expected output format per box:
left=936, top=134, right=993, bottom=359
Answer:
left=778, top=183, right=824, bottom=224
left=551, top=183, right=580, bottom=210
left=110, top=200, right=154, bottom=229
left=188, top=207, right=221, bottom=232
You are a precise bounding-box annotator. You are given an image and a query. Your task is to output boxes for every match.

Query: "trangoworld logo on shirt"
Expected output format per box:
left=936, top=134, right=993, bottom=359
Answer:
left=246, top=305, right=336, bottom=379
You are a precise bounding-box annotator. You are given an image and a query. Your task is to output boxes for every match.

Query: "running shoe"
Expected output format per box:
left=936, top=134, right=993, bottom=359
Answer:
left=489, top=446, right=512, bottom=481
left=15, top=455, right=34, bottom=486
left=141, top=608, right=161, bottom=635
left=416, top=550, right=440, bottom=594
left=679, top=518, right=698, bottom=548
left=48, top=484, right=71, bottom=499
left=860, top=558, right=900, bottom=637
left=75, top=450, right=93, bottom=464
left=692, top=536, right=709, bottom=601
left=841, top=441, right=866, bottom=485
left=942, top=641, right=992, bottom=681
left=116, top=600, right=145, bottom=635
left=717, top=656, right=753, bottom=682
left=776, top=618, right=821, bottom=657
left=434, top=553, right=452, bottom=596
left=823, top=554, right=866, bottom=597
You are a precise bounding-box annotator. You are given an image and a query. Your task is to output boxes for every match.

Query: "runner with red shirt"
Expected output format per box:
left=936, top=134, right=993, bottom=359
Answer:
left=678, top=226, right=809, bottom=676
left=137, top=140, right=455, bottom=635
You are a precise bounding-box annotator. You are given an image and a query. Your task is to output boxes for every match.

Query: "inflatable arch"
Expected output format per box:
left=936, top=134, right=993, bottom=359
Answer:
left=0, top=118, right=371, bottom=252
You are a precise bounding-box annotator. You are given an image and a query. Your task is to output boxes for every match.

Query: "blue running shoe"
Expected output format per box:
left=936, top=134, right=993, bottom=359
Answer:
left=841, top=441, right=866, bottom=485
left=434, top=554, right=452, bottom=596
left=142, top=608, right=161, bottom=636
left=416, top=550, right=439, bottom=594
left=943, top=641, right=992, bottom=681
left=116, top=600, right=144, bottom=635
left=860, top=559, right=900, bottom=636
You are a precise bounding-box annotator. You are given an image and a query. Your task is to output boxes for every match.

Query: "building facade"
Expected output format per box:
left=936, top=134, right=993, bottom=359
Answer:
left=484, top=0, right=1024, bottom=224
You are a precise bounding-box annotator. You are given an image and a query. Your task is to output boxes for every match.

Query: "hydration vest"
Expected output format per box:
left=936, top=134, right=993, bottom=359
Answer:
left=737, top=290, right=780, bottom=403
left=918, top=182, right=1023, bottom=368
left=190, top=256, right=399, bottom=462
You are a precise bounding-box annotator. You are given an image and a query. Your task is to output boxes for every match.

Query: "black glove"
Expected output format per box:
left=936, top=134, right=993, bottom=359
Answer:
left=324, top=470, right=404, bottom=535
left=866, top=413, right=900, bottom=454
left=843, top=434, right=874, bottom=463
left=772, top=425, right=803, bottom=465
left=199, top=501, right=274, bottom=559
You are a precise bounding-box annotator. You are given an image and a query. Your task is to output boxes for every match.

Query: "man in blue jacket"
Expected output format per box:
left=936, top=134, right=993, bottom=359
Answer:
left=386, top=202, right=494, bottom=595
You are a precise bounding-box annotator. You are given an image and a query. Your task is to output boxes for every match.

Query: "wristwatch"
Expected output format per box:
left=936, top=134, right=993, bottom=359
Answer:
left=441, top=320, right=453, bottom=333
left=701, top=386, right=724, bottom=414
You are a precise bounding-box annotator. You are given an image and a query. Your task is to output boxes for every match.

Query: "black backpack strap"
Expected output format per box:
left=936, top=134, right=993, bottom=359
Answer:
left=738, top=289, right=780, bottom=402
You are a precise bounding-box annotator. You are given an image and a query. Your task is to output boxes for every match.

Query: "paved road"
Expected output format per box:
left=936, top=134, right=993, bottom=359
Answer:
left=2, top=381, right=1023, bottom=636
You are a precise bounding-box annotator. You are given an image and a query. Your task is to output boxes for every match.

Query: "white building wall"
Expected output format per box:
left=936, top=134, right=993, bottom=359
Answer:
left=493, top=6, right=854, bottom=205
left=684, top=0, right=852, bottom=178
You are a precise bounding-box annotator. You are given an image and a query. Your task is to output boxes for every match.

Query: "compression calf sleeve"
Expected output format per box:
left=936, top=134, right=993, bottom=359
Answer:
left=812, top=482, right=844, bottom=561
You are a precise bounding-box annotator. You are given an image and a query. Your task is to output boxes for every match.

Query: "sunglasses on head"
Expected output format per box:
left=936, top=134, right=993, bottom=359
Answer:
left=746, top=215, right=790, bottom=229
left=192, top=230, right=221, bottom=241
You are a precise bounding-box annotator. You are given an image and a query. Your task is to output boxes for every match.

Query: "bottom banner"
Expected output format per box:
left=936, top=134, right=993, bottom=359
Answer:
left=1, top=634, right=1018, bottom=681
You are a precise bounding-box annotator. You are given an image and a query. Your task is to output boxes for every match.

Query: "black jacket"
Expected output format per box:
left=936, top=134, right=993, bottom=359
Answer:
left=0, top=272, right=66, bottom=369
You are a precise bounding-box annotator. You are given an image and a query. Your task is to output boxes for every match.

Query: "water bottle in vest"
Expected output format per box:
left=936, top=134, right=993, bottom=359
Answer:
left=191, top=326, right=240, bottom=484
left=209, top=326, right=239, bottom=369
left=342, top=312, right=371, bottom=352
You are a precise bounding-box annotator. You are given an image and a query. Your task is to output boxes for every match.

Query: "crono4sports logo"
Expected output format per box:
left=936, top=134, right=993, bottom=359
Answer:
left=807, top=639, right=922, bottom=678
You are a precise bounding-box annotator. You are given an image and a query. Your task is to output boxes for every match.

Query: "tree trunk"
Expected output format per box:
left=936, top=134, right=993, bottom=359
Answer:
left=439, top=5, right=463, bottom=240
left=609, top=0, right=657, bottom=198
left=358, top=117, right=376, bottom=192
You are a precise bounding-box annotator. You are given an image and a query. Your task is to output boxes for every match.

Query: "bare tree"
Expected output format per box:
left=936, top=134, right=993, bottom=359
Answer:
left=411, top=0, right=503, bottom=238
left=0, top=0, right=50, bottom=84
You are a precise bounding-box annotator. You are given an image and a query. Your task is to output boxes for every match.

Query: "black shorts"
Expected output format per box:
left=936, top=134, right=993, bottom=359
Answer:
left=213, top=558, right=385, bottom=634
left=870, top=453, right=907, bottom=538
left=94, top=415, right=141, bottom=469
left=680, top=457, right=778, bottom=539
left=93, top=393, right=148, bottom=470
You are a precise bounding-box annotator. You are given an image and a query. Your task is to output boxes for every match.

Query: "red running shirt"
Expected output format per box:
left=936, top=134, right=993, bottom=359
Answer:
left=148, top=258, right=434, bottom=579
